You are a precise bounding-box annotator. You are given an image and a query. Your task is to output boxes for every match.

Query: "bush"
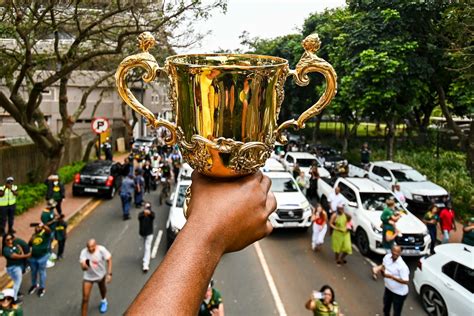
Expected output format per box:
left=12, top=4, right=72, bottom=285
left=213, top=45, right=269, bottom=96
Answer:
left=15, top=183, right=47, bottom=215
left=14, top=161, right=86, bottom=215
left=58, top=161, right=85, bottom=184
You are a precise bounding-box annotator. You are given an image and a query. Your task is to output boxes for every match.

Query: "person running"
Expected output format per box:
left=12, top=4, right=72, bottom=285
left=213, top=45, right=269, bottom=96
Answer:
left=422, top=204, right=439, bottom=254
left=0, top=288, right=23, bottom=315
left=329, top=203, right=352, bottom=266
left=198, top=280, right=224, bottom=316
left=3, top=233, right=31, bottom=303
left=381, top=245, right=409, bottom=316
left=138, top=203, right=155, bottom=273
left=439, top=202, right=456, bottom=243
left=80, top=239, right=112, bottom=315
left=305, top=284, right=341, bottom=316
left=311, top=204, right=327, bottom=251
left=28, top=223, right=52, bottom=297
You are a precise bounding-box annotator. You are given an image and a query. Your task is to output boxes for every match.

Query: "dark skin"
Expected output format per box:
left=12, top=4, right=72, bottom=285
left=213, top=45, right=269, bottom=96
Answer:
left=382, top=245, right=409, bottom=285
left=0, top=181, right=18, bottom=196
left=4, top=235, right=31, bottom=260
left=126, top=171, right=276, bottom=316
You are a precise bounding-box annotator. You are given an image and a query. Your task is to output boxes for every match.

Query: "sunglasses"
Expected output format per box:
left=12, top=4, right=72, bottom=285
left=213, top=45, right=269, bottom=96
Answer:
left=4, top=238, right=13, bottom=241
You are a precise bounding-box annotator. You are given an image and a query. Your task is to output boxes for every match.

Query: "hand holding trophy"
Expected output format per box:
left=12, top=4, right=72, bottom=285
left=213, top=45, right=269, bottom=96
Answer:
left=116, top=32, right=337, bottom=216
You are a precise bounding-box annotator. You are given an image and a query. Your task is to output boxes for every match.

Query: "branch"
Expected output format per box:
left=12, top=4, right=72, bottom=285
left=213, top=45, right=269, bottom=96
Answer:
left=72, top=70, right=115, bottom=122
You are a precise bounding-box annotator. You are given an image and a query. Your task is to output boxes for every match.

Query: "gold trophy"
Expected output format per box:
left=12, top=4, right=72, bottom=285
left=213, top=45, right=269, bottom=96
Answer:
left=116, top=32, right=336, bottom=179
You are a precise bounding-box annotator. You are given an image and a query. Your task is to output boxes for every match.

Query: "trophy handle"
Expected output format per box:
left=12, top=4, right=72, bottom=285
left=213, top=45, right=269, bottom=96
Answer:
left=275, top=34, right=337, bottom=143
left=115, top=32, right=176, bottom=145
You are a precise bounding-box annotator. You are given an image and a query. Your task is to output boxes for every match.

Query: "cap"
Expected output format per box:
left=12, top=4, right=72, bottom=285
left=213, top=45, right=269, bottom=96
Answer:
left=0, top=288, right=14, bottom=300
left=47, top=199, right=58, bottom=208
left=6, top=177, right=14, bottom=182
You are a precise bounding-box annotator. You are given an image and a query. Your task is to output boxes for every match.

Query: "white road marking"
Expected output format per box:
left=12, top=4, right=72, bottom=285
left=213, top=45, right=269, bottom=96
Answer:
left=352, top=245, right=378, bottom=267
left=151, top=230, right=163, bottom=259
left=254, top=241, right=287, bottom=316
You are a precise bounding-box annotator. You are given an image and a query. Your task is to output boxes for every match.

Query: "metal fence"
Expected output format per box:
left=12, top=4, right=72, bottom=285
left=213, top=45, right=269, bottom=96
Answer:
left=0, top=136, right=82, bottom=184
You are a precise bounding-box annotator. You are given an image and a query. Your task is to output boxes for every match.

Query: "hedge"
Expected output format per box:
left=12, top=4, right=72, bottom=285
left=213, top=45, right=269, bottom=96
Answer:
left=15, top=161, right=86, bottom=215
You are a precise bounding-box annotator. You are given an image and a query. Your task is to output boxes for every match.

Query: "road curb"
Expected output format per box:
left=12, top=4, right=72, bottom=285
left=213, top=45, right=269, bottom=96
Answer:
left=0, top=198, right=103, bottom=290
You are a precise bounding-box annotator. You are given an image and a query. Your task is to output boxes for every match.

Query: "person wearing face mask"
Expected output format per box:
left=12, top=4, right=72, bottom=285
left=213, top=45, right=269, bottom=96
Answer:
left=45, top=174, right=65, bottom=216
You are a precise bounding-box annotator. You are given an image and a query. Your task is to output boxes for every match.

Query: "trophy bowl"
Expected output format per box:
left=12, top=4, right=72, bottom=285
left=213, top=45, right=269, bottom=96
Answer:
left=116, top=32, right=337, bottom=178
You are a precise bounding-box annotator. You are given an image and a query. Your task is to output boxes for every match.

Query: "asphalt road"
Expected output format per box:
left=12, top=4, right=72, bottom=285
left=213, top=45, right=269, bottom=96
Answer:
left=19, top=188, right=427, bottom=315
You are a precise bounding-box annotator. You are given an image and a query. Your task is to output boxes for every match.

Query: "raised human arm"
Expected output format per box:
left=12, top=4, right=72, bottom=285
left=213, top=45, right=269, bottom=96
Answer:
left=305, top=298, right=316, bottom=310
left=126, top=171, right=276, bottom=316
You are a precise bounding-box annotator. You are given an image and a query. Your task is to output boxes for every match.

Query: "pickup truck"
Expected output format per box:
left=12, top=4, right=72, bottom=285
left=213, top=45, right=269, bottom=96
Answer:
left=318, top=177, right=430, bottom=256
left=282, top=152, right=331, bottom=179
left=348, top=161, right=450, bottom=211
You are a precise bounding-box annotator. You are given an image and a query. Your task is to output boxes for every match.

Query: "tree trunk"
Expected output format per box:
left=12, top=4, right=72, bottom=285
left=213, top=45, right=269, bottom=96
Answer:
left=342, top=121, right=350, bottom=154
left=83, top=138, right=96, bottom=162
left=467, top=119, right=474, bottom=180
left=386, top=118, right=396, bottom=160
left=312, top=112, right=324, bottom=142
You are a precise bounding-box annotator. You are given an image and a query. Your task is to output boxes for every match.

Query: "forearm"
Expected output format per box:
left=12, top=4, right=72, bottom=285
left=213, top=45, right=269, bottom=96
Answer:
left=126, top=220, right=223, bottom=315
left=107, top=259, right=112, bottom=275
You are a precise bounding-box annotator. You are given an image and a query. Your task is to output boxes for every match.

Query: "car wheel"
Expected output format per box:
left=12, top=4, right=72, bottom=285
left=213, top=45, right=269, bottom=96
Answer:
left=356, top=228, right=370, bottom=256
left=421, top=286, right=448, bottom=316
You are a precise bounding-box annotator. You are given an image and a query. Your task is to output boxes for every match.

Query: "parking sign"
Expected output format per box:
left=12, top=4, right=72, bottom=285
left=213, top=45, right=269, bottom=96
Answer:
left=91, top=117, right=110, bottom=134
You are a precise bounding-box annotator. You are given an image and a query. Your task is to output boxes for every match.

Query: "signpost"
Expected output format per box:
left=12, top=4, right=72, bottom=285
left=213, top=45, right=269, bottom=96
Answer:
left=91, top=117, right=110, bottom=160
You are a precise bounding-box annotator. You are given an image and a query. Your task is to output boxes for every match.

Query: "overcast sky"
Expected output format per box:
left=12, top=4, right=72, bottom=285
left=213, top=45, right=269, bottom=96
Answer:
left=176, top=0, right=346, bottom=53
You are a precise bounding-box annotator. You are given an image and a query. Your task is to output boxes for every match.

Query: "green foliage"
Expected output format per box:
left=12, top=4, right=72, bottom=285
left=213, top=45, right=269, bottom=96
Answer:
left=58, top=161, right=86, bottom=184
left=15, top=184, right=47, bottom=215
left=15, top=161, right=85, bottom=215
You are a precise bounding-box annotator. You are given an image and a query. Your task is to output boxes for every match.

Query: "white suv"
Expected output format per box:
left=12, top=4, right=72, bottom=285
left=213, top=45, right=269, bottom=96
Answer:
left=265, top=172, right=313, bottom=229
left=282, top=152, right=330, bottom=178
left=165, top=179, right=190, bottom=248
left=414, top=244, right=474, bottom=316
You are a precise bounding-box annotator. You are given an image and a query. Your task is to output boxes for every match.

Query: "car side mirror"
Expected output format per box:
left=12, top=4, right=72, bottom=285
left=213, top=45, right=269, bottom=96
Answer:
left=383, top=176, right=392, bottom=182
left=347, top=201, right=358, bottom=208
left=165, top=199, right=172, bottom=207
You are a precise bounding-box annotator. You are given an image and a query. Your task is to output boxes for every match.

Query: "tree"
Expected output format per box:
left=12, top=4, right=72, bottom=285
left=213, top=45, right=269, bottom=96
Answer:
left=0, top=1, right=226, bottom=180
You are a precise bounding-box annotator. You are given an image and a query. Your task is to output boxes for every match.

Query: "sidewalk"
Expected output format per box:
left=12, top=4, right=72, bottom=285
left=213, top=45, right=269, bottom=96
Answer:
left=1, top=153, right=129, bottom=287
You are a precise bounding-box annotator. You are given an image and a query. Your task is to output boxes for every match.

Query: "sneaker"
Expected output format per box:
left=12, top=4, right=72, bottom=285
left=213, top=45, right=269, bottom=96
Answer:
left=28, top=285, right=38, bottom=295
left=37, top=288, right=45, bottom=297
left=99, top=300, right=108, bottom=313
left=142, top=268, right=149, bottom=274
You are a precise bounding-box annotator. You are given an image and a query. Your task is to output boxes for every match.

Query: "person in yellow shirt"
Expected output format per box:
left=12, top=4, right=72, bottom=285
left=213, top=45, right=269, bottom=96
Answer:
left=0, top=177, right=18, bottom=235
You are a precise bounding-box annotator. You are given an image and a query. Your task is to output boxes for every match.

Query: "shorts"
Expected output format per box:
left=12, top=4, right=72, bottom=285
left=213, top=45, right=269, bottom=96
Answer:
left=83, top=276, right=106, bottom=284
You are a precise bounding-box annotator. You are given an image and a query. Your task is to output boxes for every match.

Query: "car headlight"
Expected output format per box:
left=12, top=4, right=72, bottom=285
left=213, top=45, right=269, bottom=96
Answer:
left=371, top=223, right=382, bottom=235
left=304, top=205, right=313, bottom=213
left=412, top=194, right=424, bottom=202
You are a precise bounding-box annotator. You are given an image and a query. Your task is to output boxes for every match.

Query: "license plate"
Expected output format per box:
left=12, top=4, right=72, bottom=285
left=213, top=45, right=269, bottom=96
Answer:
left=403, top=249, right=420, bottom=255
left=284, top=222, right=300, bottom=227
left=84, top=188, right=98, bottom=193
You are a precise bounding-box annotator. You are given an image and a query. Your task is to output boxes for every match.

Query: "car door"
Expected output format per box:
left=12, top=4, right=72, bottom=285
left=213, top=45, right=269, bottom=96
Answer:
left=441, top=261, right=474, bottom=316
left=338, top=183, right=357, bottom=224
left=450, top=262, right=474, bottom=315
left=284, top=155, right=294, bottom=172
left=371, top=166, right=392, bottom=189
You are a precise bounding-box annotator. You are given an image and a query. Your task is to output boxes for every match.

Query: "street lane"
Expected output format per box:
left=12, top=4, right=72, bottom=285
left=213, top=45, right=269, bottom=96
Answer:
left=18, top=187, right=428, bottom=315
left=260, top=228, right=426, bottom=315
left=21, top=191, right=170, bottom=315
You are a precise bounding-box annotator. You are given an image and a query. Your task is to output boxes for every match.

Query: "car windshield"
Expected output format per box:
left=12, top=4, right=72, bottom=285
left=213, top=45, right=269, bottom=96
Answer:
left=325, top=155, right=344, bottom=162
left=391, top=169, right=425, bottom=182
left=360, top=192, right=404, bottom=211
left=296, top=158, right=316, bottom=167
left=82, top=164, right=110, bottom=175
left=270, top=178, right=299, bottom=192
left=175, top=184, right=189, bottom=208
